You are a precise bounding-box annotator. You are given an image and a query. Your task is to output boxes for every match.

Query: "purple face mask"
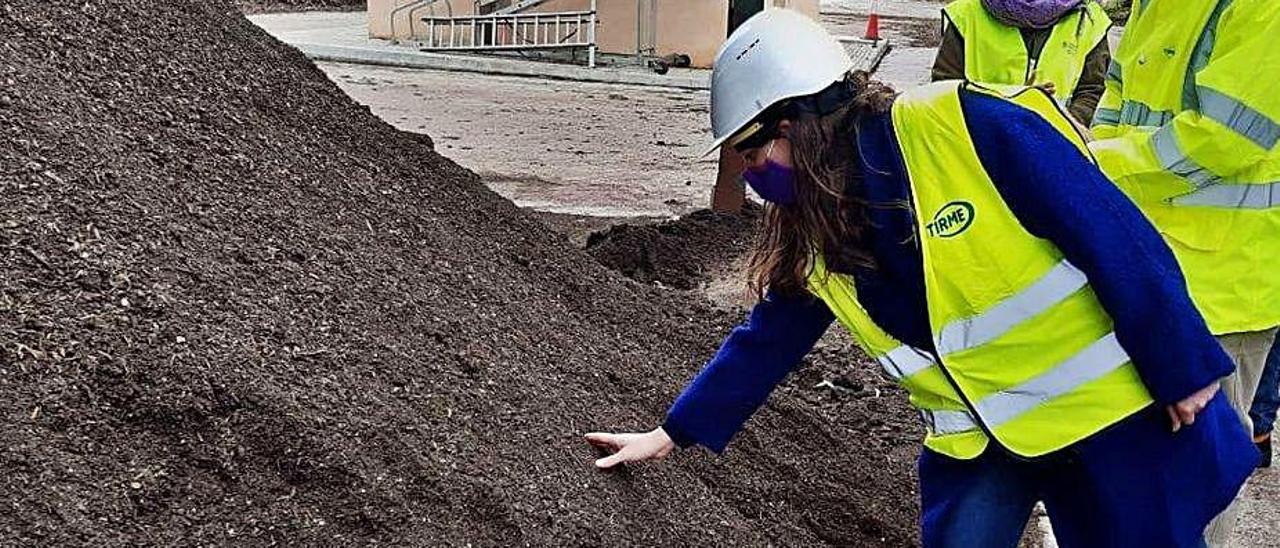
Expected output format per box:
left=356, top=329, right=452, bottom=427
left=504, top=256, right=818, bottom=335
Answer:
left=743, top=159, right=797, bottom=205
left=980, top=0, right=1082, bottom=29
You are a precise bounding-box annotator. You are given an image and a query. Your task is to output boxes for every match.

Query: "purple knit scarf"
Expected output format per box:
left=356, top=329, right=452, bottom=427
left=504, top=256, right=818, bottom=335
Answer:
left=980, top=0, right=1085, bottom=29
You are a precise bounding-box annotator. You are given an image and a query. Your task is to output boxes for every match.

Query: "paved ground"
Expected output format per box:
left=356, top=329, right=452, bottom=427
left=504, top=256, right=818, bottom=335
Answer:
left=826, top=0, right=949, bottom=20
left=1235, top=447, right=1280, bottom=547
left=324, top=63, right=714, bottom=217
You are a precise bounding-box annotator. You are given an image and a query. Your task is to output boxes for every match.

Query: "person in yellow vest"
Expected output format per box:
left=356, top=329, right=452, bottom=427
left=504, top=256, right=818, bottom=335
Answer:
left=931, top=0, right=1112, bottom=124
left=585, top=10, right=1255, bottom=547
left=1087, top=1, right=1280, bottom=544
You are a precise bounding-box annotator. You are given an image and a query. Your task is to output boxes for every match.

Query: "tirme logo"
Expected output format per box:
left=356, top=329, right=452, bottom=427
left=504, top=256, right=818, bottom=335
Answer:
left=926, top=201, right=975, bottom=238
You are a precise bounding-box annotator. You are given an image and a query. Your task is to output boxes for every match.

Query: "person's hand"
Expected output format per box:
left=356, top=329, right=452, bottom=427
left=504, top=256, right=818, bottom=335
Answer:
left=1166, top=381, right=1220, bottom=432
left=584, top=427, right=675, bottom=469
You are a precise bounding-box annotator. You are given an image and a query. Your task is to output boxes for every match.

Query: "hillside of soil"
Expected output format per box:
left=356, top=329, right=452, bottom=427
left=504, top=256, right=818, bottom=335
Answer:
left=0, top=1, right=920, bottom=545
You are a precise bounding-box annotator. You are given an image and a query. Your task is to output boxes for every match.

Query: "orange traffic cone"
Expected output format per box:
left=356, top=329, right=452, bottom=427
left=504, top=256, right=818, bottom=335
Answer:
left=864, top=0, right=882, bottom=41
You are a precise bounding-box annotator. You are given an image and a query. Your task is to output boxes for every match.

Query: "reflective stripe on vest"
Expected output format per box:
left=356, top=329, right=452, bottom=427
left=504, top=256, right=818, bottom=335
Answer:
left=1106, top=60, right=1122, bottom=84
left=1174, top=182, right=1280, bottom=209
left=1094, top=107, right=1120, bottom=126
left=878, top=344, right=935, bottom=380
left=1093, top=100, right=1178, bottom=130
left=925, top=409, right=979, bottom=435
left=883, top=345, right=983, bottom=438
left=1199, top=86, right=1280, bottom=150
left=930, top=333, right=1131, bottom=434
left=973, top=333, right=1131, bottom=425
left=1117, top=100, right=1175, bottom=128
left=1152, top=126, right=1219, bottom=188
left=1151, top=86, right=1280, bottom=204
left=879, top=347, right=988, bottom=438
left=936, top=260, right=1087, bottom=356
left=1182, top=0, right=1231, bottom=112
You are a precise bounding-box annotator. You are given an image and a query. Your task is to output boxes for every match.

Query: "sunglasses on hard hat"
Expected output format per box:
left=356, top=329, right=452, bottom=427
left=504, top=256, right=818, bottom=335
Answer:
left=730, top=121, right=782, bottom=153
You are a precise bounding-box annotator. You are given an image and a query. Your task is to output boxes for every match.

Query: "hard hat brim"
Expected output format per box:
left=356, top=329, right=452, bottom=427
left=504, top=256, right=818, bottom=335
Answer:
left=700, top=133, right=735, bottom=158
left=699, top=101, right=779, bottom=157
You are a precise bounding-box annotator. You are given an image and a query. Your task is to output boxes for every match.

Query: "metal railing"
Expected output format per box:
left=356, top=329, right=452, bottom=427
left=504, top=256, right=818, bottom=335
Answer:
left=420, top=0, right=597, bottom=67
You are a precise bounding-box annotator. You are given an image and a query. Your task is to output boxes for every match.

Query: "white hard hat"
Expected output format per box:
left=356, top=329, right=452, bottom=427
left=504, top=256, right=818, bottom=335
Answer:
left=703, top=8, right=854, bottom=156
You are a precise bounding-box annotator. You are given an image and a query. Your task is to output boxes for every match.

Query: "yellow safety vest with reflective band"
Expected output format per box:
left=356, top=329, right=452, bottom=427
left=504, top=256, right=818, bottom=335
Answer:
left=942, top=0, right=1111, bottom=107
left=1089, top=0, right=1280, bottom=334
left=808, top=82, right=1153, bottom=460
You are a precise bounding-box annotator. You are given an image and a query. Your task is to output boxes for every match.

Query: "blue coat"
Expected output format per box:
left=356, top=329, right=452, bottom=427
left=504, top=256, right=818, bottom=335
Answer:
left=662, top=88, right=1257, bottom=543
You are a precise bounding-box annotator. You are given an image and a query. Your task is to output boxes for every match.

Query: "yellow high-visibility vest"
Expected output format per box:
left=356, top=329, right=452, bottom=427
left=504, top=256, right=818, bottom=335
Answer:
left=1089, top=0, right=1280, bottom=335
left=808, top=82, right=1153, bottom=459
left=942, top=0, right=1111, bottom=107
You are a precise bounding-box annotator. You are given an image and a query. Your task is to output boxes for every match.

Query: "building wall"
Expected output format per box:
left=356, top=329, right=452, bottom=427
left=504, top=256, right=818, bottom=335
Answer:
left=592, top=0, right=730, bottom=68
left=366, top=0, right=819, bottom=68
left=368, top=0, right=478, bottom=40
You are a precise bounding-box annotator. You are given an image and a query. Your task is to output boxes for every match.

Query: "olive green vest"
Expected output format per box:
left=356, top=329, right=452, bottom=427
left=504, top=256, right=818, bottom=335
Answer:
left=943, top=0, right=1111, bottom=107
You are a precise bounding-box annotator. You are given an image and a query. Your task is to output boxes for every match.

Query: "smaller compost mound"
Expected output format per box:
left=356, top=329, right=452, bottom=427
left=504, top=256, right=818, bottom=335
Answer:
left=586, top=204, right=762, bottom=291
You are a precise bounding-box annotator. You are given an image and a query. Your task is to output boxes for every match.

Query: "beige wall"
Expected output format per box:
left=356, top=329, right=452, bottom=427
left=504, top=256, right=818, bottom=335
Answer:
left=775, top=0, right=819, bottom=20
left=368, top=0, right=479, bottom=40
left=367, top=0, right=819, bottom=68
left=589, top=0, right=730, bottom=68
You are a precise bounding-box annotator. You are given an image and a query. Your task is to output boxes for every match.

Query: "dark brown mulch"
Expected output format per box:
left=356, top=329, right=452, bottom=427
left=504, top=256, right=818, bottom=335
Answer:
left=0, top=1, right=921, bottom=546
left=585, top=204, right=763, bottom=291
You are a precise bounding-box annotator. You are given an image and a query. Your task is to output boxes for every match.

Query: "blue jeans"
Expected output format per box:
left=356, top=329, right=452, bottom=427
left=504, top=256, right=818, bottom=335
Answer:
left=1250, top=332, right=1280, bottom=437
left=918, top=397, right=1252, bottom=548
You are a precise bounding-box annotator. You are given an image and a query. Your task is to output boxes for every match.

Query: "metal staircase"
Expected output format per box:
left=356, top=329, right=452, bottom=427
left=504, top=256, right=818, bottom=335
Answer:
left=419, top=0, right=598, bottom=67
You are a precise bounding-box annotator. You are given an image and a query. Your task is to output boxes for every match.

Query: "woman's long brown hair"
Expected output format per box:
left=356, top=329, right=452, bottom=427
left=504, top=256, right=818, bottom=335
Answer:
left=746, top=71, right=898, bottom=299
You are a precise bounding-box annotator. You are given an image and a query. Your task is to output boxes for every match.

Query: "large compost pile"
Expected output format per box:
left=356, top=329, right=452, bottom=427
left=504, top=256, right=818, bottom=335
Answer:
left=0, top=1, right=921, bottom=545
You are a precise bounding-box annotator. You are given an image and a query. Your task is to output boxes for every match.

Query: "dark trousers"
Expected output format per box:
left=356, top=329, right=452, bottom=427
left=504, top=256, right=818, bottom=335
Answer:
left=919, top=394, right=1253, bottom=548
left=1250, top=332, right=1280, bottom=437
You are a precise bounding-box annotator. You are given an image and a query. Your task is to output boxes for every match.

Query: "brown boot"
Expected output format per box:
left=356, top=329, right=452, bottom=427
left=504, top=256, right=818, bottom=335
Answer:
left=1256, top=433, right=1272, bottom=468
